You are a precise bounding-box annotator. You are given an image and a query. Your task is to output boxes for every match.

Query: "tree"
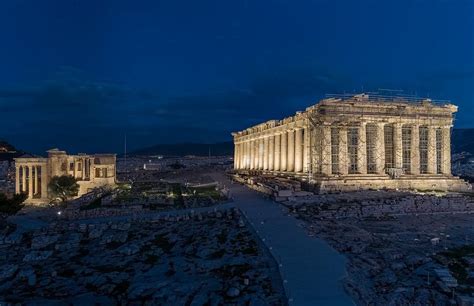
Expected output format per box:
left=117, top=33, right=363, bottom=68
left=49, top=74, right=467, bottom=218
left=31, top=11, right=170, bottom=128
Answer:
left=0, top=192, right=27, bottom=215
left=48, top=175, right=80, bottom=203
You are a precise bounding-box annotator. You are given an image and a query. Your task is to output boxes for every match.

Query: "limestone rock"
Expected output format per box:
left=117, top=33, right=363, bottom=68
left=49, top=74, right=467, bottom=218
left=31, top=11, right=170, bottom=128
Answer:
left=226, top=287, right=240, bottom=297
left=118, top=244, right=140, bottom=256
left=31, top=235, right=59, bottom=249
left=23, top=250, right=53, bottom=262
left=0, top=264, right=18, bottom=281
left=18, top=268, right=36, bottom=286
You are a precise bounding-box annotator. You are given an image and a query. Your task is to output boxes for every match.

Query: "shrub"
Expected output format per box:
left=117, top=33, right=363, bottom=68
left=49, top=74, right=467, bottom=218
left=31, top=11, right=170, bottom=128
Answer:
left=0, top=192, right=27, bottom=215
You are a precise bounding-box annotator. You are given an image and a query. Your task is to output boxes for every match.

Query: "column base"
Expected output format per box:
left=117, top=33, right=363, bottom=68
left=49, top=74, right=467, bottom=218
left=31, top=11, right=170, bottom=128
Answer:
left=234, top=170, right=472, bottom=194
left=24, top=197, right=50, bottom=205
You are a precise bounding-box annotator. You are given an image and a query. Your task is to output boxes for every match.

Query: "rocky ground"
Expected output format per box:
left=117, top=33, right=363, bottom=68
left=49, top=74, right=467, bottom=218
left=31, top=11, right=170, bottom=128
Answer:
left=0, top=208, right=286, bottom=305
left=292, top=200, right=474, bottom=305
left=61, top=179, right=231, bottom=221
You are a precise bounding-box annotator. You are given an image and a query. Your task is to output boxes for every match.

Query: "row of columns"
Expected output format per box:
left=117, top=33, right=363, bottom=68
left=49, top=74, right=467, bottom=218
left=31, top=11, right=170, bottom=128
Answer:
left=234, top=127, right=309, bottom=173
left=15, top=165, right=48, bottom=200
left=318, top=123, right=451, bottom=176
left=235, top=123, right=452, bottom=176
left=319, top=123, right=384, bottom=175
left=74, top=158, right=89, bottom=180
left=393, top=123, right=450, bottom=175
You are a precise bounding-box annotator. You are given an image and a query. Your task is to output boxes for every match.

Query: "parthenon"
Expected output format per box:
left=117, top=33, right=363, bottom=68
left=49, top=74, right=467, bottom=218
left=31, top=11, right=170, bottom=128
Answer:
left=15, top=148, right=116, bottom=203
left=232, top=94, right=470, bottom=192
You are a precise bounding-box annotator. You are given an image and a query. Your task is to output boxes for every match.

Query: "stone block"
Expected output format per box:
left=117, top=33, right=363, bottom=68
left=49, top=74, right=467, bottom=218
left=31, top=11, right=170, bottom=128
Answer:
left=278, top=190, right=293, bottom=197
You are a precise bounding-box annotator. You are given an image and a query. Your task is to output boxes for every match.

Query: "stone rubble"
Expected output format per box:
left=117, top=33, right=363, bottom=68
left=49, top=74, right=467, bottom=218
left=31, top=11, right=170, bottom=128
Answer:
left=292, top=198, right=474, bottom=305
left=0, top=207, right=286, bottom=305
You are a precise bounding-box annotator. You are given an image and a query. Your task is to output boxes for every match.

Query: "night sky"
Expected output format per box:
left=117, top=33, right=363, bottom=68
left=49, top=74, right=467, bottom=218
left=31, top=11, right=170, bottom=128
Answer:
left=0, top=0, right=473, bottom=154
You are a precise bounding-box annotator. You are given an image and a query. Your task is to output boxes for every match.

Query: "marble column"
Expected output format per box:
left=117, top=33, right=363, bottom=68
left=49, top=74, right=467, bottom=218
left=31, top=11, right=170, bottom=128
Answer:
left=268, top=135, right=275, bottom=171
left=241, top=143, right=245, bottom=169
left=294, top=128, right=303, bottom=172
left=263, top=136, right=269, bottom=170
left=321, top=125, right=332, bottom=175
left=375, top=123, right=386, bottom=174
left=427, top=126, right=436, bottom=174
left=238, top=143, right=242, bottom=169
left=253, top=140, right=259, bottom=169
left=393, top=123, right=403, bottom=169
left=248, top=140, right=252, bottom=169
left=258, top=138, right=264, bottom=170
left=33, top=166, right=37, bottom=196
left=357, top=123, right=367, bottom=174
left=241, top=142, right=246, bottom=169
left=73, top=160, right=76, bottom=178
left=250, top=139, right=257, bottom=170
left=234, top=143, right=239, bottom=169
left=245, top=140, right=250, bottom=169
left=28, top=166, right=33, bottom=199
left=274, top=133, right=281, bottom=171
left=303, top=126, right=310, bottom=173
left=239, top=142, right=244, bottom=169
left=37, top=165, right=41, bottom=195
left=281, top=132, right=288, bottom=171
left=82, top=158, right=86, bottom=180
left=41, top=165, right=48, bottom=199
left=410, top=125, right=420, bottom=175
left=250, top=140, right=255, bottom=169
left=240, top=143, right=244, bottom=169
left=441, top=126, right=451, bottom=175
left=22, top=166, right=26, bottom=193
left=15, top=166, right=20, bottom=194
left=287, top=130, right=295, bottom=172
left=338, top=127, right=348, bottom=175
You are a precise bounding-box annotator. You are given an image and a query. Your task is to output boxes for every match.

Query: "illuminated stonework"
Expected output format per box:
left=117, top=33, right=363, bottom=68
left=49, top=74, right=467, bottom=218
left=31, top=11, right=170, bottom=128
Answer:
left=14, top=148, right=116, bottom=203
left=232, top=94, right=471, bottom=192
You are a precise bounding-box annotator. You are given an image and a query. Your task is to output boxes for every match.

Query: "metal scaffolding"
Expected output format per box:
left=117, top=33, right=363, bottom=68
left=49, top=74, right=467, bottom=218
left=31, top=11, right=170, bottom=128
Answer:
left=419, top=126, right=429, bottom=174
left=402, top=126, right=412, bottom=174
left=300, top=92, right=454, bottom=180
left=348, top=127, right=359, bottom=174
left=436, top=128, right=443, bottom=174
left=366, top=124, right=377, bottom=174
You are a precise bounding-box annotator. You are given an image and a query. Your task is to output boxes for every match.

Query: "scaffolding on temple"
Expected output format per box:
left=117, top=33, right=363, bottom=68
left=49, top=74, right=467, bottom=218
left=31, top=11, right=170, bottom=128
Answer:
left=304, top=91, right=454, bottom=180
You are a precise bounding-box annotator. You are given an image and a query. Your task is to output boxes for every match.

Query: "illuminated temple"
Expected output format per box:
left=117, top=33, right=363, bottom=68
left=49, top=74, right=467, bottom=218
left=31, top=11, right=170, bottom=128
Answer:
left=15, top=149, right=116, bottom=203
left=232, top=94, right=470, bottom=192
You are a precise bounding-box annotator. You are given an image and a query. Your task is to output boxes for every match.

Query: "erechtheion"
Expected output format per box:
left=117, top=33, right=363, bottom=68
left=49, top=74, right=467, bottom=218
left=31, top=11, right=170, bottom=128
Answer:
left=15, top=148, right=116, bottom=203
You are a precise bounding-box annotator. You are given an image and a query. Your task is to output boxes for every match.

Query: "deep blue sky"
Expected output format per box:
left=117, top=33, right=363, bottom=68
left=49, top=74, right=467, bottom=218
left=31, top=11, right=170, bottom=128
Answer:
left=0, top=0, right=473, bottom=154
